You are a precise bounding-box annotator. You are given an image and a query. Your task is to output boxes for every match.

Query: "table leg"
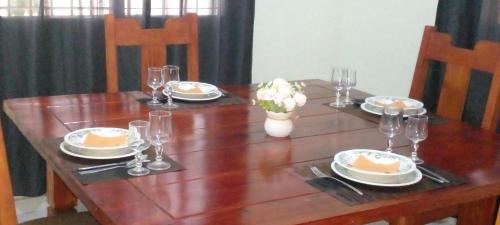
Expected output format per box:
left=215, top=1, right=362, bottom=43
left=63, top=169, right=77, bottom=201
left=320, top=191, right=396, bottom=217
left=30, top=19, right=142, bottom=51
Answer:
left=46, top=166, right=77, bottom=216
left=388, top=215, right=418, bottom=225
left=457, top=197, right=497, bottom=225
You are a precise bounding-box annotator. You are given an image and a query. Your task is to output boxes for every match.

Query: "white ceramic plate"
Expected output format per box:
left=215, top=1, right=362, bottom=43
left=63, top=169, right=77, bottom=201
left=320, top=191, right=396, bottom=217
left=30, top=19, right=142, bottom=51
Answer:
left=365, top=96, right=424, bottom=110
left=172, top=81, right=219, bottom=96
left=64, top=127, right=128, bottom=150
left=331, top=162, right=422, bottom=187
left=60, top=142, right=134, bottom=160
left=334, top=149, right=416, bottom=176
left=361, top=103, right=426, bottom=117
left=165, top=88, right=222, bottom=101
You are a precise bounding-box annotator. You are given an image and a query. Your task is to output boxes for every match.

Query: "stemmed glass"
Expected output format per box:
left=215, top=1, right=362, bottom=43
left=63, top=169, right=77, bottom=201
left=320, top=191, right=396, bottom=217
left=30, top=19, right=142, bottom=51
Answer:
left=147, top=110, right=172, bottom=170
left=378, top=107, right=403, bottom=152
left=405, top=115, right=428, bottom=164
left=162, top=65, right=180, bottom=109
left=147, top=67, right=165, bottom=106
left=127, top=120, right=151, bottom=176
left=329, top=67, right=346, bottom=108
left=343, top=69, right=357, bottom=105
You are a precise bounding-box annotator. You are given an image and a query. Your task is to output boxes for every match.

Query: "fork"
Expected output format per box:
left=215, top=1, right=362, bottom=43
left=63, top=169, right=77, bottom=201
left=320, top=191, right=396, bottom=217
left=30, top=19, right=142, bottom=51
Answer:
left=78, top=159, right=150, bottom=175
left=310, top=166, right=364, bottom=195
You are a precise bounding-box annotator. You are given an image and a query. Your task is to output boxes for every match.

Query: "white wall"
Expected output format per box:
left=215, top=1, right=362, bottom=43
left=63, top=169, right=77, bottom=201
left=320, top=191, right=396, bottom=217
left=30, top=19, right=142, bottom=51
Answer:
left=252, top=0, right=438, bottom=96
left=252, top=0, right=342, bottom=82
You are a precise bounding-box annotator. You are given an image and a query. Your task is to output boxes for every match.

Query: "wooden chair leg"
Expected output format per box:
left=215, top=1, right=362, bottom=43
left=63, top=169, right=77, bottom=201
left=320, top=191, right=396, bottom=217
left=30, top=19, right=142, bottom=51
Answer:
left=457, top=196, right=497, bottom=225
left=496, top=206, right=500, bottom=225
left=46, top=166, right=77, bottom=216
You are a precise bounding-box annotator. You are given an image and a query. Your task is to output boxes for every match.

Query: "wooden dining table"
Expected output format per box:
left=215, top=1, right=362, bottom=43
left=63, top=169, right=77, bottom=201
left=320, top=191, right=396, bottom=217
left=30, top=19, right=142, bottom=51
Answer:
left=3, top=79, right=500, bottom=225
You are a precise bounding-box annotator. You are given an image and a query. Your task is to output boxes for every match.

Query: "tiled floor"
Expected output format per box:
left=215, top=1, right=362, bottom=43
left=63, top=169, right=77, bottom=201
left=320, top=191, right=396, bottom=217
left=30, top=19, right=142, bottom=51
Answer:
left=15, top=195, right=87, bottom=223
left=14, top=196, right=455, bottom=224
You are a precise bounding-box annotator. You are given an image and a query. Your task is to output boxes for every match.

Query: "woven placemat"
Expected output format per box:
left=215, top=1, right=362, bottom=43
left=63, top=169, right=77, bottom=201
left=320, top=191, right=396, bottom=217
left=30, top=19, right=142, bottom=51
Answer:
left=44, top=138, right=184, bottom=185
left=292, top=161, right=464, bottom=206
left=137, top=90, right=248, bottom=110
left=324, top=99, right=449, bottom=125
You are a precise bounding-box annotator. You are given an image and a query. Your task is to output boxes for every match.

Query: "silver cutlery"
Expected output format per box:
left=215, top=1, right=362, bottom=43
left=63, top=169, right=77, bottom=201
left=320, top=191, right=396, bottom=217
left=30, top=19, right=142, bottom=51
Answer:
left=310, top=166, right=364, bottom=196
left=77, top=154, right=148, bottom=172
left=422, top=173, right=445, bottom=183
left=78, top=159, right=150, bottom=175
left=417, top=166, right=450, bottom=183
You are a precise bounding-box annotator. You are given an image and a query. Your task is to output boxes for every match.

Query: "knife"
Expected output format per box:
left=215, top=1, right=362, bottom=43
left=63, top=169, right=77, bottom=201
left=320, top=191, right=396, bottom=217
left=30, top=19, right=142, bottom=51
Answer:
left=417, top=166, right=450, bottom=183
left=78, top=161, right=128, bottom=172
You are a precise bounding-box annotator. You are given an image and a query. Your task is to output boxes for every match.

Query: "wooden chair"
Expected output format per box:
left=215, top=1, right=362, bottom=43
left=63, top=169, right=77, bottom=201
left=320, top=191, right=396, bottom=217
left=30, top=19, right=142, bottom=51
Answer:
left=408, top=26, right=500, bottom=225
left=0, top=119, right=98, bottom=225
left=104, top=13, right=199, bottom=93
left=409, top=26, right=500, bottom=131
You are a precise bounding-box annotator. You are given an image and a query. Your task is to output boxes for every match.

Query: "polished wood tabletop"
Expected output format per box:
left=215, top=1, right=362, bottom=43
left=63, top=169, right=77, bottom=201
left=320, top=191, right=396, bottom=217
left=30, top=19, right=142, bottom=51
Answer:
left=3, top=79, right=500, bottom=225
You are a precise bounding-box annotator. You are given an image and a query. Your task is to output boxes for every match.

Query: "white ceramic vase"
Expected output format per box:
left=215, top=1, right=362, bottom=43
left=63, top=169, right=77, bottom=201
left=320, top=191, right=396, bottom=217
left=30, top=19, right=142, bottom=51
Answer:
left=264, top=111, right=295, bottom=137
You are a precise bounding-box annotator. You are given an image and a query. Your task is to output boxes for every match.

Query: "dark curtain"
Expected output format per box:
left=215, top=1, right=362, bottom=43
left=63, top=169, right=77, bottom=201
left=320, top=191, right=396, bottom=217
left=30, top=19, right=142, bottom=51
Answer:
left=0, top=0, right=255, bottom=196
left=422, top=0, right=499, bottom=131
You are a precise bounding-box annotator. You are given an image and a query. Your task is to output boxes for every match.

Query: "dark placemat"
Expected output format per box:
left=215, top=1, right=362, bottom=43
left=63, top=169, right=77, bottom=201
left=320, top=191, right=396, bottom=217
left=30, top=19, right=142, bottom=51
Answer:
left=293, top=161, right=464, bottom=206
left=137, top=90, right=248, bottom=110
left=323, top=99, right=449, bottom=125
left=44, top=138, right=184, bottom=185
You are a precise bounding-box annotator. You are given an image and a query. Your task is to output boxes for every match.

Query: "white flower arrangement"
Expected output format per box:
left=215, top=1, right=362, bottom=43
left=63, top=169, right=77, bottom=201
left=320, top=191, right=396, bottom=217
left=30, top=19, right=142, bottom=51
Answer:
left=253, top=78, right=307, bottom=113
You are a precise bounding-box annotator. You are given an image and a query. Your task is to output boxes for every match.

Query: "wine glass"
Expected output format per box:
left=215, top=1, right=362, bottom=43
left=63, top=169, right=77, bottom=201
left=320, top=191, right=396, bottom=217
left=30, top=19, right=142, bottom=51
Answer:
left=343, top=69, right=357, bottom=105
left=127, top=120, right=151, bottom=176
left=147, top=67, right=164, bottom=106
left=329, top=67, right=346, bottom=108
left=405, top=115, right=428, bottom=164
left=162, top=65, right=180, bottom=109
left=378, top=107, right=403, bottom=152
left=147, top=110, right=172, bottom=170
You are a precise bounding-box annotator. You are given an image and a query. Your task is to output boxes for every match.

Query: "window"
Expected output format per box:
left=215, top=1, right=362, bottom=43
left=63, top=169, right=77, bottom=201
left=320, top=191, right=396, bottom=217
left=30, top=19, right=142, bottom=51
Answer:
left=0, top=0, right=219, bottom=17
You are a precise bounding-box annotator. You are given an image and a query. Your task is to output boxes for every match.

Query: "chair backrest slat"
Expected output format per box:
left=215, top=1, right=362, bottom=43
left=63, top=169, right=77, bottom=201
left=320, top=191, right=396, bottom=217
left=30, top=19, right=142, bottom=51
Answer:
left=105, top=14, right=199, bottom=93
left=410, top=26, right=500, bottom=131
left=0, top=119, right=18, bottom=225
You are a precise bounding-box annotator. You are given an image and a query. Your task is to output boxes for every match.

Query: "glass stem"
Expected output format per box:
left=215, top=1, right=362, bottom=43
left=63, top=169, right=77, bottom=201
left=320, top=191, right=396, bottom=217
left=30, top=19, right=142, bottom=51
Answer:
left=134, top=148, right=142, bottom=169
left=155, top=145, right=163, bottom=162
left=386, top=137, right=393, bottom=152
left=152, top=88, right=157, bottom=101
left=411, top=141, right=419, bottom=161
left=167, top=86, right=173, bottom=105
left=336, top=90, right=341, bottom=104
left=345, top=89, right=350, bottom=102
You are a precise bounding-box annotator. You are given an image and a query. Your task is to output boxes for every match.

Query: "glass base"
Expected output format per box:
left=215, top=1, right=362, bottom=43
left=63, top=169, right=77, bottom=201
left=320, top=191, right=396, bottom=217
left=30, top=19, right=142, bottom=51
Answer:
left=329, top=102, right=346, bottom=108
left=412, top=157, right=424, bottom=164
left=147, top=100, right=162, bottom=106
left=162, top=103, right=179, bottom=109
left=384, top=147, right=393, bottom=153
left=147, top=161, right=171, bottom=171
left=127, top=166, right=150, bottom=176
left=344, top=100, right=354, bottom=105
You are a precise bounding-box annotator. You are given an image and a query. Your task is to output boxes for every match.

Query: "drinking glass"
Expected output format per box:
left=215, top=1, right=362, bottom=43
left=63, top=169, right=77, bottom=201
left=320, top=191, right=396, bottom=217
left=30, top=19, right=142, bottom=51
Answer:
left=378, top=107, right=403, bottom=152
left=405, top=115, right=428, bottom=164
left=127, top=120, right=151, bottom=176
left=162, top=65, right=180, bottom=109
left=147, top=110, right=172, bottom=170
left=343, top=69, right=357, bottom=105
left=329, top=67, right=346, bottom=108
left=147, top=67, right=164, bottom=106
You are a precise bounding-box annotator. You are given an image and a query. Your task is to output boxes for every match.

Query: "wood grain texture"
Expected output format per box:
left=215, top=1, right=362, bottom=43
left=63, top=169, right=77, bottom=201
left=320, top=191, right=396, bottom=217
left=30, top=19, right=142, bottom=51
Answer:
left=104, top=13, right=199, bottom=93
left=0, top=120, right=17, bottom=225
left=3, top=80, right=500, bottom=225
left=409, top=26, right=500, bottom=131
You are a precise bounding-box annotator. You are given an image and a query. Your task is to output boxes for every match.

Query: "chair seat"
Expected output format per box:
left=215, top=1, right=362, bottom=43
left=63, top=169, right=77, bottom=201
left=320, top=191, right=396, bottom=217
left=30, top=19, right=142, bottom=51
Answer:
left=20, top=212, right=98, bottom=225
